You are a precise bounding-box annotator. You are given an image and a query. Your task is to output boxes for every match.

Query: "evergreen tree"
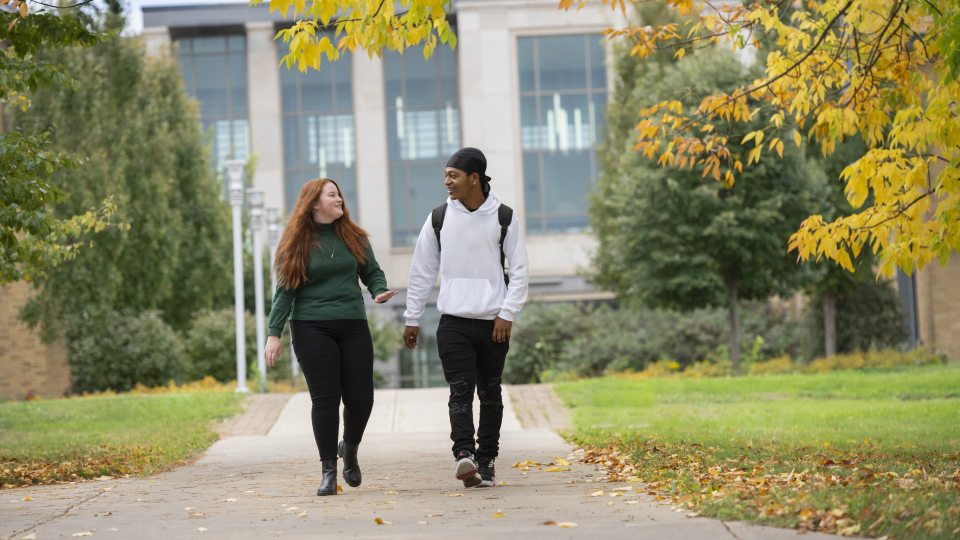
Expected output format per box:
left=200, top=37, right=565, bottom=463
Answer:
left=591, top=12, right=816, bottom=371
left=18, top=13, right=233, bottom=387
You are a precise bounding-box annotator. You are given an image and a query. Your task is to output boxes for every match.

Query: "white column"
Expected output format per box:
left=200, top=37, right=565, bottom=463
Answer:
left=245, top=22, right=286, bottom=214
left=352, top=52, right=392, bottom=253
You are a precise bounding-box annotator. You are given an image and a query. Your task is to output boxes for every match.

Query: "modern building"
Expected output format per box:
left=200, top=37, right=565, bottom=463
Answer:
left=140, top=0, right=622, bottom=387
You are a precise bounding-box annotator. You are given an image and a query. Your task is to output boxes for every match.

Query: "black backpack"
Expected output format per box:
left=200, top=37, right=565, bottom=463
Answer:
left=431, top=203, right=513, bottom=285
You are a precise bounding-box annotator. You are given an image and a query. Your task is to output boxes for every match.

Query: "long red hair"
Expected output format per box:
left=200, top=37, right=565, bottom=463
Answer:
left=274, top=178, right=370, bottom=289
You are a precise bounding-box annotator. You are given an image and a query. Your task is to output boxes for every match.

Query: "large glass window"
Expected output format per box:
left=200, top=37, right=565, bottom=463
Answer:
left=384, top=42, right=460, bottom=246
left=518, top=34, right=608, bottom=234
left=175, top=34, right=250, bottom=183
left=278, top=43, right=356, bottom=213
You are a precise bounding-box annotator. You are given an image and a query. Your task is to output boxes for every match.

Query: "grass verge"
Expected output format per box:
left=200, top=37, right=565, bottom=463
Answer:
left=555, top=364, right=960, bottom=539
left=0, top=391, right=243, bottom=488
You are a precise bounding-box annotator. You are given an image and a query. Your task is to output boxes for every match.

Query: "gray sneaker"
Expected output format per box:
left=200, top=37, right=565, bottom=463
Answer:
left=454, top=450, right=482, bottom=488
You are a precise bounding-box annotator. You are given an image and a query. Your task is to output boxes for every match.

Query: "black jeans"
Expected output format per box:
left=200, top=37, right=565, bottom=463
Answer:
left=291, top=319, right=374, bottom=460
left=435, top=315, right=509, bottom=459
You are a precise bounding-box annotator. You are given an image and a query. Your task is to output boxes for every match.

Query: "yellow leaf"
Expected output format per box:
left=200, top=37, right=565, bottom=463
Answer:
left=545, top=466, right=570, bottom=472
left=492, top=511, right=505, bottom=518
left=558, top=522, right=579, bottom=528
left=791, top=130, right=802, bottom=147
left=590, top=490, right=604, bottom=496
left=673, top=47, right=685, bottom=60
left=552, top=458, right=571, bottom=466
left=374, top=517, right=391, bottom=525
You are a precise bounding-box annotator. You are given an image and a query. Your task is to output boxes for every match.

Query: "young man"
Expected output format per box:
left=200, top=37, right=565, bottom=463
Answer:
left=403, top=147, right=529, bottom=488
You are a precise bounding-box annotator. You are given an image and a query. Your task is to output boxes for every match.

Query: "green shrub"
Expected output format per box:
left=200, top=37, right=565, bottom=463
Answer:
left=506, top=301, right=807, bottom=383
left=69, top=311, right=187, bottom=393
left=184, top=309, right=258, bottom=383
left=803, top=280, right=907, bottom=360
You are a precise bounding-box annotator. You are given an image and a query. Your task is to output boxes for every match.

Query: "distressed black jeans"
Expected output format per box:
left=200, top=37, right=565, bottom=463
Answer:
left=435, top=315, right=509, bottom=459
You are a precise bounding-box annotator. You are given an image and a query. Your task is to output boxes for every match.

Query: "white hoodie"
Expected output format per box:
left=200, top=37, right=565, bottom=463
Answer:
left=404, top=190, right=529, bottom=326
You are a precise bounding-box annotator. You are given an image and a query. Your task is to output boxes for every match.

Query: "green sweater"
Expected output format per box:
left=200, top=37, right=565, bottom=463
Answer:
left=267, top=223, right=388, bottom=337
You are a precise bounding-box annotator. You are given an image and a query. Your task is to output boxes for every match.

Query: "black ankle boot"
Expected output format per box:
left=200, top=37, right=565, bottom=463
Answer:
left=338, top=440, right=362, bottom=487
left=317, top=458, right=337, bottom=496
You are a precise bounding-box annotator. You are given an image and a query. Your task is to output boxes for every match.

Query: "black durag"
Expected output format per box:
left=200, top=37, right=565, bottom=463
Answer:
left=446, top=147, right=491, bottom=196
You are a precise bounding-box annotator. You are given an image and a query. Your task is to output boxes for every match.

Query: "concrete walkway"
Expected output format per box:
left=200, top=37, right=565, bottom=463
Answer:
left=2, top=388, right=841, bottom=539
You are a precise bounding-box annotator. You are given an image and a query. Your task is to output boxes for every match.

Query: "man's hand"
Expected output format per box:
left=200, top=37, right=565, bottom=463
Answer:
left=492, top=317, right=512, bottom=343
left=403, top=326, right=419, bottom=349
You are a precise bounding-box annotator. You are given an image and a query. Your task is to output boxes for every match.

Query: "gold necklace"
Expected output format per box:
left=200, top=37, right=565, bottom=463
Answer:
left=322, top=239, right=337, bottom=259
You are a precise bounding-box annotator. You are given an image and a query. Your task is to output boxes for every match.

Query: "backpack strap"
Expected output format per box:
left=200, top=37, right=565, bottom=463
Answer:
left=431, top=204, right=447, bottom=252
left=431, top=202, right=513, bottom=286
left=498, top=204, right=513, bottom=286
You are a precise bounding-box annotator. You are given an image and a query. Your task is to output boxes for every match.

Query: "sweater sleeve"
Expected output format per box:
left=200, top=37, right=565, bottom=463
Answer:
left=267, top=285, right=295, bottom=337
left=358, top=243, right=389, bottom=299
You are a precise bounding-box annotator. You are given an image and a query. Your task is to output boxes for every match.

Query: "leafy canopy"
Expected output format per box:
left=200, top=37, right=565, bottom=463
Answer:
left=0, top=6, right=115, bottom=284
left=567, top=0, right=960, bottom=275
left=254, top=0, right=457, bottom=71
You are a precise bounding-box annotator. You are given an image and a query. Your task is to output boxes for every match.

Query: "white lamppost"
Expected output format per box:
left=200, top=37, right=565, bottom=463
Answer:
left=248, top=189, right=267, bottom=394
left=225, top=160, right=248, bottom=393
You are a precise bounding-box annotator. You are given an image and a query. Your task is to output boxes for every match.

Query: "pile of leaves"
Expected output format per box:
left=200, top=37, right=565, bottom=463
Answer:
left=1, top=445, right=161, bottom=489
left=578, top=441, right=960, bottom=539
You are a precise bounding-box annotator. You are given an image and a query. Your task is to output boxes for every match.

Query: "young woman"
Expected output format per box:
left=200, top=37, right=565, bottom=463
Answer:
left=402, top=147, right=529, bottom=488
left=265, top=178, right=396, bottom=496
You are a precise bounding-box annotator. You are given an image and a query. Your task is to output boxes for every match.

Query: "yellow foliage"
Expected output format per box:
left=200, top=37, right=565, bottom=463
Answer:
left=257, top=0, right=455, bottom=71
left=574, top=0, right=960, bottom=276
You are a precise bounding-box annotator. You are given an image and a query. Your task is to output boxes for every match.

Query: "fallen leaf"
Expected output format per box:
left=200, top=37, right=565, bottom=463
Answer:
left=184, top=507, right=196, bottom=511
left=542, top=520, right=558, bottom=526
left=189, top=511, right=205, bottom=518
left=492, top=511, right=505, bottom=518
left=496, top=481, right=508, bottom=486
left=553, top=458, right=571, bottom=466
left=590, top=490, right=604, bottom=497
left=224, top=498, right=237, bottom=502
left=374, top=517, right=391, bottom=525
left=545, top=466, right=571, bottom=472
left=449, top=493, right=463, bottom=497
left=558, top=522, right=578, bottom=528
left=384, top=490, right=399, bottom=495
left=72, top=533, right=93, bottom=537
left=296, top=511, right=307, bottom=517
left=22, top=496, right=32, bottom=501
left=20, top=533, right=37, bottom=540
left=337, top=484, right=343, bottom=493
left=197, top=527, right=208, bottom=532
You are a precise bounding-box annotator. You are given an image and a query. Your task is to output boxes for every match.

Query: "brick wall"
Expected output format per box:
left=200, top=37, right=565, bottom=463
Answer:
left=0, top=282, right=71, bottom=401
left=917, top=255, right=960, bottom=362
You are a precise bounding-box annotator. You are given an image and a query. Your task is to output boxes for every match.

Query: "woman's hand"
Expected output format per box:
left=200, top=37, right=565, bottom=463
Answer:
left=375, top=290, right=398, bottom=304
left=265, top=336, right=282, bottom=368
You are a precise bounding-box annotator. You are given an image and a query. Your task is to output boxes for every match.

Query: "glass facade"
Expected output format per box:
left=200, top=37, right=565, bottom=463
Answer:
left=518, top=34, right=608, bottom=234
left=174, top=34, right=250, bottom=183
left=278, top=43, right=356, bottom=213
left=384, top=43, right=461, bottom=247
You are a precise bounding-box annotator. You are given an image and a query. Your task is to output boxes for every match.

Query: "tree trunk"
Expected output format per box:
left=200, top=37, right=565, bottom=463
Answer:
left=727, top=280, right=741, bottom=374
left=823, top=291, right=837, bottom=357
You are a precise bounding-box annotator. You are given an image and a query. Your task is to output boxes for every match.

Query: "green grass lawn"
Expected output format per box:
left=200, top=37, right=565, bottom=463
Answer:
left=0, top=391, right=244, bottom=488
left=555, top=364, right=960, bottom=539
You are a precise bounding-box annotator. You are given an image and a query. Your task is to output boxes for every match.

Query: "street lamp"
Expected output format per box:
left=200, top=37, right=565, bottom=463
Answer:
left=248, top=189, right=267, bottom=393
left=225, top=160, right=248, bottom=393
